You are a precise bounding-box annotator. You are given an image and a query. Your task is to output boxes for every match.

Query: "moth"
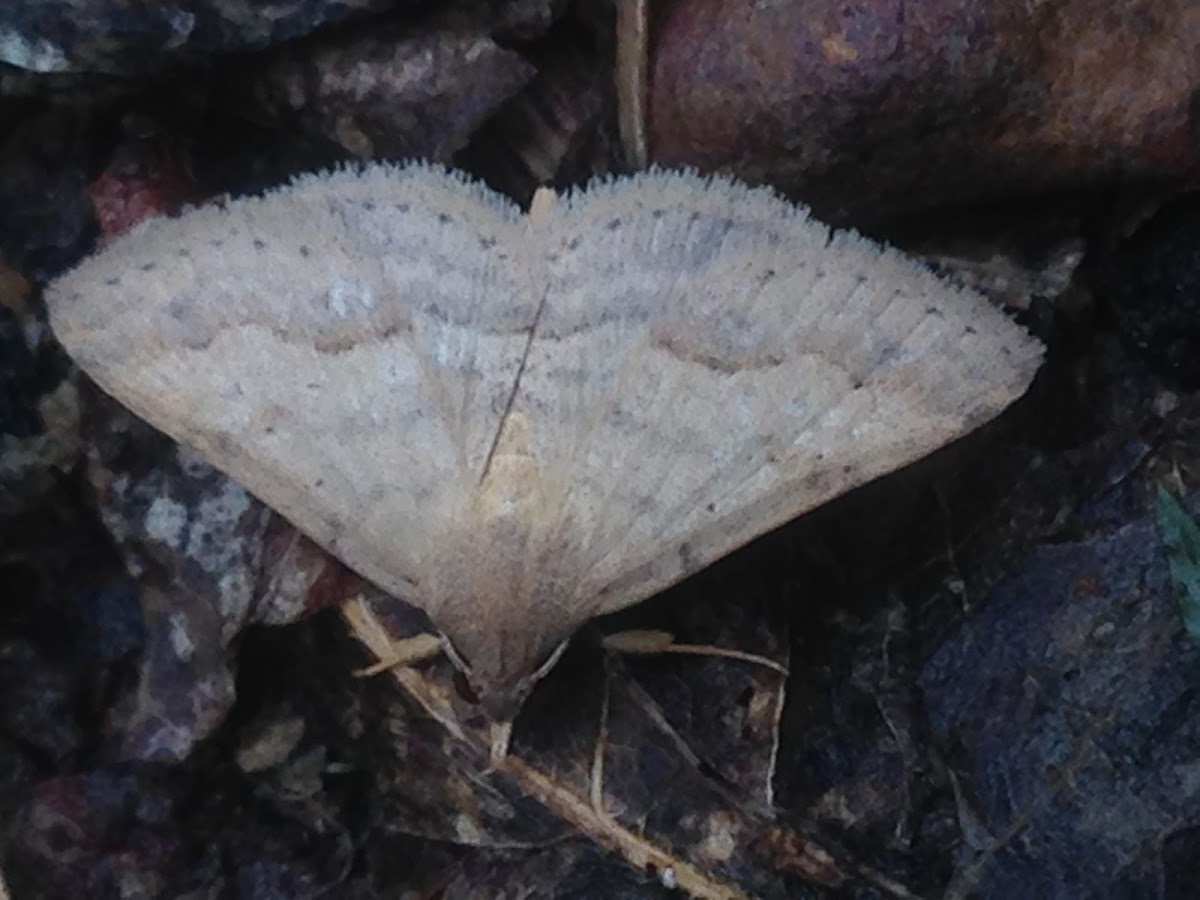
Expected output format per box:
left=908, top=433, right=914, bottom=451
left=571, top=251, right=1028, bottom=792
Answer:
left=46, top=164, right=1042, bottom=723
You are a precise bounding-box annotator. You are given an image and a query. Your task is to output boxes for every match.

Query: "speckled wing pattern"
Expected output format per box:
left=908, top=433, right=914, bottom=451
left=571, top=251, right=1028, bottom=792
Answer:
left=46, top=164, right=1042, bottom=697
left=47, top=165, right=539, bottom=609
left=514, top=174, right=1040, bottom=618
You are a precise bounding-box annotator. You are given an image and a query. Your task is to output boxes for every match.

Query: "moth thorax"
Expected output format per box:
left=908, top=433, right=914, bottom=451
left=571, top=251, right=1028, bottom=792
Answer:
left=474, top=411, right=544, bottom=522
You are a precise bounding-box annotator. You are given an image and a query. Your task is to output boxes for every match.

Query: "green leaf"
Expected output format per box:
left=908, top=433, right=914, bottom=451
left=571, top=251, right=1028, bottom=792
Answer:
left=1155, top=484, right=1200, bottom=645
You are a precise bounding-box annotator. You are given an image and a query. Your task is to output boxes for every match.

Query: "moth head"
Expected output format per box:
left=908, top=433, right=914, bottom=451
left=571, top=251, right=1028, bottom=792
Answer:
left=443, top=628, right=572, bottom=724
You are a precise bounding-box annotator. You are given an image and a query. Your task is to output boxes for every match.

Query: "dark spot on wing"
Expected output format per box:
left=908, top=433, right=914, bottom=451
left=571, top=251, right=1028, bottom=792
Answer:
left=253, top=238, right=266, bottom=250
left=803, top=468, right=833, bottom=495
left=678, top=542, right=696, bottom=571
left=299, top=245, right=311, bottom=257
left=166, top=296, right=190, bottom=320
left=138, top=262, right=156, bottom=272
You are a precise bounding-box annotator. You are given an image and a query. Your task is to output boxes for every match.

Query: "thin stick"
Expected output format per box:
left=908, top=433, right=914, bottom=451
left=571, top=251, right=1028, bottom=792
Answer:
left=616, top=0, right=650, bottom=168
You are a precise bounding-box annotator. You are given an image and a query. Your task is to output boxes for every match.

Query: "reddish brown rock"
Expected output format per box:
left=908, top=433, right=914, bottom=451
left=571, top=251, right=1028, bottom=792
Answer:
left=648, top=0, right=1200, bottom=223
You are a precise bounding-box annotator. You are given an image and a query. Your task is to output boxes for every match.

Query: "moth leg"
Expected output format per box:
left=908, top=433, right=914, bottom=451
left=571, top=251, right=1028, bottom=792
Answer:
left=602, top=629, right=789, bottom=675
left=353, top=632, right=444, bottom=677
